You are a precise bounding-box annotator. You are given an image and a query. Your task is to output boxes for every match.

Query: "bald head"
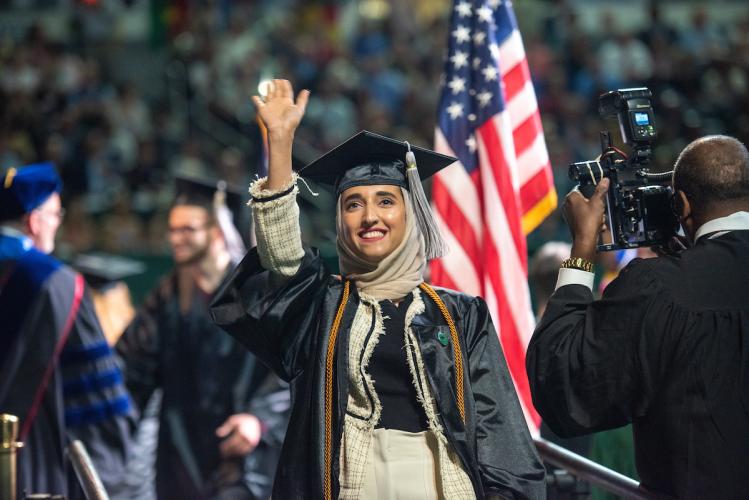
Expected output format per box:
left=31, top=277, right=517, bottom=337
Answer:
left=673, top=135, right=749, bottom=215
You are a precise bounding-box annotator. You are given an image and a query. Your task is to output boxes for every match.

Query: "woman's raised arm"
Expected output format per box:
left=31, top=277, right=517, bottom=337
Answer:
left=251, top=79, right=309, bottom=190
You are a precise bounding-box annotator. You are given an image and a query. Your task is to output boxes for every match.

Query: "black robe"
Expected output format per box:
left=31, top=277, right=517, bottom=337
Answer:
left=116, top=270, right=290, bottom=500
left=527, top=231, right=749, bottom=499
left=0, top=232, right=133, bottom=498
left=210, top=246, right=546, bottom=499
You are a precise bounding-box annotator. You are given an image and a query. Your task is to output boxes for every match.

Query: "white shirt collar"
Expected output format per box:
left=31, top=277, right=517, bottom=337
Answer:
left=0, top=225, right=33, bottom=250
left=694, top=211, right=749, bottom=242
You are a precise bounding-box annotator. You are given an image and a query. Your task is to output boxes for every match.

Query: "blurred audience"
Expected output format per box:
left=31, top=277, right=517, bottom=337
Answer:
left=0, top=2, right=747, bottom=260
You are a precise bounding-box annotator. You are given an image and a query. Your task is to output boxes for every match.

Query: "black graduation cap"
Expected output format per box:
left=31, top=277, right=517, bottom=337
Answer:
left=73, top=253, right=146, bottom=290
left=297, top=130, right=456, bottom=260
left=174, top=173, right=246, bottom=214
left=297, top=130, right=457, bottom=196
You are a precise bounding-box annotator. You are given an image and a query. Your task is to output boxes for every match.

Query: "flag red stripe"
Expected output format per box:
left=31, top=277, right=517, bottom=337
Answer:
left=520, top=163, right=555, bottom=212
left=478, top=123, right=527, bottom=270
left=483, top=235, right=540, bottom=425
left=512, top=112, right=543, bottom=159
left=502, top=59, right=529, bottom=103
left=433, top=8, right=558, bottom=433
left=429, top=258, right=459, bottom=292
left=432, top=177, right=483, bottom=274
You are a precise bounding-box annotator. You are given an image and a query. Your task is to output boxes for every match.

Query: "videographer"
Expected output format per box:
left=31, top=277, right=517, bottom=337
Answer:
left=526, top=135, right=749, bottom=499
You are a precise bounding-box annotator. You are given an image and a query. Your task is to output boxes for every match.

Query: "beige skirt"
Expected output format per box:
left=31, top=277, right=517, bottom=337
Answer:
left=360, top=428, right=443, bottom=500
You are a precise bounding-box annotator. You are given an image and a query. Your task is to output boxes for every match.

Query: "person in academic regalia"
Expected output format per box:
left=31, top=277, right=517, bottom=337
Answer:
left=116, top=174, right=290, bottom=500
left=210, top=79, right=545, bottom=499
left=0, top=162, right=134, bottom=498
left=73, top=253, right=146, bottom=347
left=526, top=135, right=749, bottom=499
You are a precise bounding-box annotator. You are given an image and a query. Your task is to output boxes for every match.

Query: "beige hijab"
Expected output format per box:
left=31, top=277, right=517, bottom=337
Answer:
left=336, top=188, right=425, bottom=300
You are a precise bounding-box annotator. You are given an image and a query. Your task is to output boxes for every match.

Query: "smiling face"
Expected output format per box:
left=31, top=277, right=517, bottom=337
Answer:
left=168, top=205, right=220, bottom=265
left=339, top=184, right=407, bottom=264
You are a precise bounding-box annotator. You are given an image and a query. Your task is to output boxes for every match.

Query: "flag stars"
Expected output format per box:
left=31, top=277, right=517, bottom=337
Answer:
left=450, top=50, right=469, bottom=69
left=446, top=102, right=464, bottom=120
left=482, top=65, right=499, bottom=82
left=466, top=135, right=477, bottom=153
left=455, top=1, right=472, bottom=17
left=477, top=90, right=493, bottom=107
left=447, top=76, right=466, bottom=94
left=452, top=25, right=471, bottom=44
left=468, top=113, right=477, bottom=122
left=473, top=31, right=487, bottom=46
left=472, top=57, right=482, bottom=70
left=488, top=0, right=502, bottom=8
left=477, top=6, right=493, bottom=23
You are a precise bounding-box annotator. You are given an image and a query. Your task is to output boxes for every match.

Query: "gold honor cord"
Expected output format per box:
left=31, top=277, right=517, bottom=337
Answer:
left=322, top=281, right=466, bottom=500
left=419, top=283, right=466, bottom=424
left=323, top=280, right=350, bottom=500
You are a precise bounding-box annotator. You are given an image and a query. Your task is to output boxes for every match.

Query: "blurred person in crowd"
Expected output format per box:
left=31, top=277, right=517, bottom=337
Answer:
left=639, top=3, right=678, bottom=48
left=679, top=6, right=728, bottom=62
left=98, top=193, right=146, bottom=253
left=116, top=175, right=290, bottom=500
left=212, top=79, right=545, bottom=499
left=527, top=135, right=749, bottom=498
left=73, top=254, right=145, bottom=347
left=168, top=140, right=209, bottom=179
left=107, top=83, right=152, bottom=141
left=596, top=14, right=654, bottom=88
left=0, top=162, right=133, bottom=497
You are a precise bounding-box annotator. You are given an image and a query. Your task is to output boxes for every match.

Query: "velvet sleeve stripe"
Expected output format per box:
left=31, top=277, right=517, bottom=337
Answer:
left=63, top=368, right=123, bottom=398
left=64, top=394, right=132, bottom=427
left=60, top=340, right=112, bottom=365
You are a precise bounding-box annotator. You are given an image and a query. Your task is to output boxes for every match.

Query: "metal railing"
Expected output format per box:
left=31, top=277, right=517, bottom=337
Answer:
left=1, top=415, right=22, bottom=500
left=68, top=440, right=109, bottom=500
left=534, top=437, right=654, bottom=499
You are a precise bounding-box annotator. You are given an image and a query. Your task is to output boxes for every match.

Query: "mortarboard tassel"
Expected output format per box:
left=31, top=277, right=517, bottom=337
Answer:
left=404, top=142, right=448, bottom=260
left=214, top=181, right=247, bottom=263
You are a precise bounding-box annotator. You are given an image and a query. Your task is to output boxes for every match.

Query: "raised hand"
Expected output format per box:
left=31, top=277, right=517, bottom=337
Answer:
left=250, top=79, right=310, bottom=189
left=251, top=79, right=310, bottom=137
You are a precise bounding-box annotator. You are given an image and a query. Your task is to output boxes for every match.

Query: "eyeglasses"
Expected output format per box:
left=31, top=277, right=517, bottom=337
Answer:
left=34, top=207, right=66, bottom=221
left=168, top=224, right=211, bottom=236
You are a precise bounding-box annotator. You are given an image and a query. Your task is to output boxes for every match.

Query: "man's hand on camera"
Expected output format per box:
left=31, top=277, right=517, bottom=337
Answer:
left=563, top=178, right=610, bottom=263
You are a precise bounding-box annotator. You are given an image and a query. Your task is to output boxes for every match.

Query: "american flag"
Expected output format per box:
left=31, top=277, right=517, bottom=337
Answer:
left=431, top=0, right=557, bottom=431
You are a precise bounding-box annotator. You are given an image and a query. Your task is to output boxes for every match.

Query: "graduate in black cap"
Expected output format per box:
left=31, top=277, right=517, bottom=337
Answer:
left=115, top=173, right=289, bottom=500
left=0, top=163, right=134, bottom=498
left=211, top=79, right=544, bottom=499
left=73, top=253, right=145, bottom=345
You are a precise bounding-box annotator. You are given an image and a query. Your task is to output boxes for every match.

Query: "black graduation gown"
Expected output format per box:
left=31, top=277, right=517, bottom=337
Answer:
left=210, top=246, right=546, bottom=499
left=0, top=233, right=133, bottom=498
left=116, top=270, right=289, bottom=500
left=527, top=231, right=749, bottom=499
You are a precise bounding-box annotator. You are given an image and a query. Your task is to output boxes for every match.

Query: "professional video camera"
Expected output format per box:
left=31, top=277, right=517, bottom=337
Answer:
left=569, top=88, right=679, bottom=251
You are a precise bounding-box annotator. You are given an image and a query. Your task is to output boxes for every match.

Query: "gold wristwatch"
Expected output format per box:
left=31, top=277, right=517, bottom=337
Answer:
left=560, top=257, right=594, bottom=273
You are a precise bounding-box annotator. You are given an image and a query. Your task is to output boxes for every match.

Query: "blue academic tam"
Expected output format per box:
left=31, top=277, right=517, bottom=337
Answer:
left=0, top=162, right=62, bottom=219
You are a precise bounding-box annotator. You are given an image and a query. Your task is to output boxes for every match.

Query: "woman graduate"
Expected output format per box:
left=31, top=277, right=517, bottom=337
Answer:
left=211, top=80, right=545, bottom=499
